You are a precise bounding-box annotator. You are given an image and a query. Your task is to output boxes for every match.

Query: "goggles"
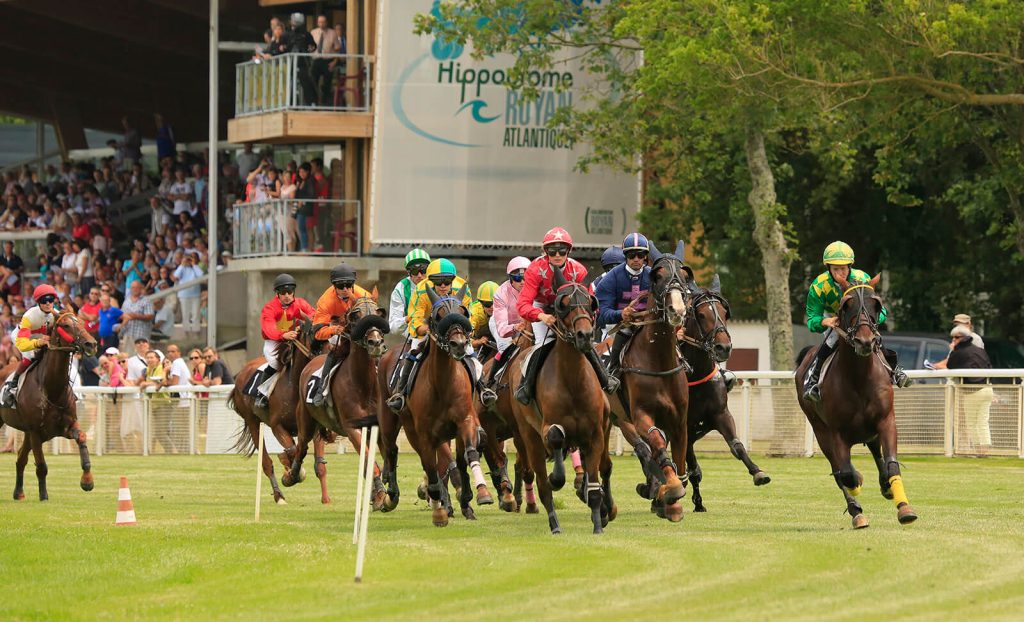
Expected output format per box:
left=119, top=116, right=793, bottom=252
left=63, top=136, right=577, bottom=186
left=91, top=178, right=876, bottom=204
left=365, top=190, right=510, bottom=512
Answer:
left=333, top=281, right=355, bottom=290
left=624, top=250, right=649, bottom=260
left=408, top=266, right=427, bottom=276
left=432, top=277, right=454, bottom=287
left=37, top=295, right=57, bottom=305
left=545, top=245, right=570, bottom=257
left=276, top=286, right=296, bottom=295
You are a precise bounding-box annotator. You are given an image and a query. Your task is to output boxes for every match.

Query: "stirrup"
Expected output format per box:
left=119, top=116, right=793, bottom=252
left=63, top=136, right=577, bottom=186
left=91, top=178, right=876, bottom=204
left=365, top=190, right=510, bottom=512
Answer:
left=480, top=387, right=497, bottom=406
left=386, top=392, right=406, bottom=413
left=803, top=382, right=821, bottom=403
left=892, top=366, right=912, bottom=388
left=514, top=383, right=531, bottom=405
left=311, top=381, right=327, bottom=406
left=603, top=375, right=620, bottom=394
left=254, top=394, right=269, bottom=409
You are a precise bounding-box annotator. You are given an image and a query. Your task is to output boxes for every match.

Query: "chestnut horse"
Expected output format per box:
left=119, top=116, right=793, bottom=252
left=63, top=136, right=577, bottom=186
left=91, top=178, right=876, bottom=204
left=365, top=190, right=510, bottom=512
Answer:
left=0, top=310, right=97, bottom=501
left=290, top=295, right=390, bottom=509
left=795, top=274, right=918, bottom=528
left=508, top=268, right=613, bottom=534
left=229, top=314, right=319, bottom=504
left=679, top=276, right=770, bottom=512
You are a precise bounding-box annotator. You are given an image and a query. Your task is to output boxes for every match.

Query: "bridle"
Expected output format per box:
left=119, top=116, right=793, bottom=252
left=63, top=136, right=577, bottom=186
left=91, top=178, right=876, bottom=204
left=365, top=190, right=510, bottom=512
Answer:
left=834, top=283, right=881, bottom=349
left=649, top=256, right=691, bottom=328
left=429, top=295, right=470, bottom=359
left=552, top=282, right=596, bottom=350
left=346, top=297, right=388, bottom=356
left=47, top=311, right=95, bottom=355
left=680, top=290, right=732, bottom=358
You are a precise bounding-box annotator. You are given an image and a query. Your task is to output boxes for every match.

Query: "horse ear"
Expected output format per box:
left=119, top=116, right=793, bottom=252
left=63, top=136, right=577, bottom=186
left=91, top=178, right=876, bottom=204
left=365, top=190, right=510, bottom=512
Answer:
left=426, top=286, right=440, bottom=306
left=869, top=273, right=880, bottom=287
left=836, top=275, right=851, bottom=291
left=552, top=263, right=568, bottom=289
left=710, top=273, right=721, bottom=293
left=673, top=240, right=685, bottom=261
left=456, top=284, right=469, bottom=302
left=648, top=241, right=663, bottom=262
left=370, top=286, right=379, bottom=301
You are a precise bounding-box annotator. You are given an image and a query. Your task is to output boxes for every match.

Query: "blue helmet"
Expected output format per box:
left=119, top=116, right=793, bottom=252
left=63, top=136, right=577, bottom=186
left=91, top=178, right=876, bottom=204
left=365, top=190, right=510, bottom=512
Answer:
left=601, top=245, right=624, bottom=269
left=622, top=233, right=650, bottom=253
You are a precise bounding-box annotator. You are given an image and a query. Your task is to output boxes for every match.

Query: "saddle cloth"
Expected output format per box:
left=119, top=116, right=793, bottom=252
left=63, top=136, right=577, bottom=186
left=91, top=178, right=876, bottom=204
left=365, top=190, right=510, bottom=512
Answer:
left=303, top=360, right=343, bottom=406
left=818, top=348, right=891, bottom=387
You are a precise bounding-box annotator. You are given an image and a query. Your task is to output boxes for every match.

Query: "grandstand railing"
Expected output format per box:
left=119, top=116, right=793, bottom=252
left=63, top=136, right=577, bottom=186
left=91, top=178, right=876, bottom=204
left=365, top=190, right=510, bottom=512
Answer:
left=232, top=198, right=361, bottom=258
left=14, top=370, right=1022, bottom=458
left=235, top=53, right=373, bottom=116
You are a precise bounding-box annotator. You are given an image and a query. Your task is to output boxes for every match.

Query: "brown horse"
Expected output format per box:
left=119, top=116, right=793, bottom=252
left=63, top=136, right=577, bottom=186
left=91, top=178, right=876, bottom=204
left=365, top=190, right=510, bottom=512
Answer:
left=398, top=285, right=493, bottom=527
left=679, top=277, right=770, bottom=512
left=0, top=310, right=97, bottom=501
left=228, top=314, right=318, bottom=504
left=290, top=294, right=390, bottom=509
left=508, top=269, right=613, bottom=534
left=608, top=253, right=691, bottom=522
left=795, top=274, right=918, bottom=528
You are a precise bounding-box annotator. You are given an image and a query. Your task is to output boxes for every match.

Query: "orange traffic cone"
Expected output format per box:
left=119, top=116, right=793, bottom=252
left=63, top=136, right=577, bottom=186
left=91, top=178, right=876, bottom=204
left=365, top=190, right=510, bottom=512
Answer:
left=115, top=476, right=137, bottom=526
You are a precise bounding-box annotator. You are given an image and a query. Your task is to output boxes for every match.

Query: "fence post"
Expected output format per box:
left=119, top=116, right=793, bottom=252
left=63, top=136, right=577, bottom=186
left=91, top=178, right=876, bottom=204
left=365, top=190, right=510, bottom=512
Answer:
left=95, top=396, right=105, bottom=456
left=741, top=381, right=752, bottom=447
left=943, top=380, right=955, bottom=457
left=142, top=393, right=151, bottom=457
left=803, top=419, right=814, bottom=458
left=189, top=395, right=198, bottom=455
left=1018, top=382, right=1023, bottom=459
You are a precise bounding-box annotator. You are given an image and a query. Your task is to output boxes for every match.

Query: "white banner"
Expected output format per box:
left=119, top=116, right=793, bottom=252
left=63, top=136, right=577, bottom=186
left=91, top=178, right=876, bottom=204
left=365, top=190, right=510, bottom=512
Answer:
left=370, top=1, right=638, bottom=253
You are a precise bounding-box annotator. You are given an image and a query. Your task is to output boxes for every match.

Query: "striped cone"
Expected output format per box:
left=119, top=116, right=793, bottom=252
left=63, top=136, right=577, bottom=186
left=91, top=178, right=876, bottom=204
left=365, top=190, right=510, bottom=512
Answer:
left=115, top=476, right=137, bottom=526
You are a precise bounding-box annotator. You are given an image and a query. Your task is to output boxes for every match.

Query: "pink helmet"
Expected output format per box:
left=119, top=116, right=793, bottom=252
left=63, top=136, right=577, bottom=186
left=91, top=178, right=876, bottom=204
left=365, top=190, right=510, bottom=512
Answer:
left=33, top=284, right=57, bottom=301
left=542, top=227, right=573, bottom=248
left=506, top=256, right=531, bottom=274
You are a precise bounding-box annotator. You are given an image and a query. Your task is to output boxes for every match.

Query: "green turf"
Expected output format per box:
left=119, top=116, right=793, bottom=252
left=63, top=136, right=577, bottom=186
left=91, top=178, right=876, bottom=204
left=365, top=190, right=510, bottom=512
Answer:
left=1, top=451, right=1022, bottom=621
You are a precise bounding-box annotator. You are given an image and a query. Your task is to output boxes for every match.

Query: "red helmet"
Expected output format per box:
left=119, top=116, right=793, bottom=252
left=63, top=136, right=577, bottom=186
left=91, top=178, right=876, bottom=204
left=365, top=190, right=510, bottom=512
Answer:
left=33, top=284, right=57, bottom=301
left=542, top=227, right=573, bottom=248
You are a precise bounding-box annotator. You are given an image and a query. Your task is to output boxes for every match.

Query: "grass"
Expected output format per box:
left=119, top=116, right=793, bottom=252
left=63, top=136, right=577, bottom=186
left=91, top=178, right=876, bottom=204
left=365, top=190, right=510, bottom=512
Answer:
left=1, top=451, right=1023, bottom=621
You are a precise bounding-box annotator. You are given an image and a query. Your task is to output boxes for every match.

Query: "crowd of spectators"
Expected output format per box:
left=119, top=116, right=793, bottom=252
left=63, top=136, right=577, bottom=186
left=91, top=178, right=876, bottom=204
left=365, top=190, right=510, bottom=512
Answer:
left=253, top=13, right=347, bottom=108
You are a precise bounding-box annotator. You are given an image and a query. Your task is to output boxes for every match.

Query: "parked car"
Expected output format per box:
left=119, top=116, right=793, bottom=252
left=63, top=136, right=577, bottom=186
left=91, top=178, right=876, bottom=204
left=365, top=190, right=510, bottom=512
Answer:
left=884, top=332, right=1024, bottom=384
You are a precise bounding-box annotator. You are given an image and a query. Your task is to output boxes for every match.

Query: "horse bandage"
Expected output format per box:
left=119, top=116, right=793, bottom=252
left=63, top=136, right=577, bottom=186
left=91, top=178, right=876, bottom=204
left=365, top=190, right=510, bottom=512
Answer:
left=888, top=475, right=909, bottom=507
left=847, top=486, right=862, bottom=497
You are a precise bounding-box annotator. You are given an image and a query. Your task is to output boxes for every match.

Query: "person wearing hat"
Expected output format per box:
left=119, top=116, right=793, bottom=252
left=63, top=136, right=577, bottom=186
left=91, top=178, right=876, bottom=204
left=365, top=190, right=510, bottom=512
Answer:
left=470, top=281, right=499, bottom=351
left=482, top=256, right=531, bottom=391
left=251, top=273, right=315, bottom=408
left=596, top=232, right=653, bottom=384
left=947, top=324, right=994, bottom=452
left=309, top=263, right=371, bottom=406
left=388, top=248, right=430, bottom=335
left=1, top=284, right=59, bottom=406
left=931, top=314, right=985, bottom=369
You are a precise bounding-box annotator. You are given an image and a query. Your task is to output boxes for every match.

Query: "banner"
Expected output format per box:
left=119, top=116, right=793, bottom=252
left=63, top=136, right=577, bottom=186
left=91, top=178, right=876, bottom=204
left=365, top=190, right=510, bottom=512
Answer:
left=369, top=1, right=638, bottom=253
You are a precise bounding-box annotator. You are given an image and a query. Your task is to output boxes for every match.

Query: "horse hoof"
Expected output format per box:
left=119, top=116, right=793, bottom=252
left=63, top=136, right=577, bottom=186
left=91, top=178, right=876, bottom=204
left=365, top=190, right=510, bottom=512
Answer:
left=321, top=497, right=331, bottom=505
left=499, top=493, right=517, bottom=513
left=573, top=472, right=584, bottom=492
left=659, top=481, right=686, bottom=506
left=461, top=507, right=477, bottom=520
left=525, top=503, right=539, bottom=514
left=13, top=492, right=24, bottom=501
left=881, top=487, right=894, bottom=500
left=432, top=507, right=449, bottom=527
left=383, top=495, right=399, bottom=513
left=548, top=472, right=565, bottom=491
left=753, top=471, right=771, bottom=486
left=276, top=498, right=288, bottom=505
left=416, top=482, right=428, bottom=501
left=852, top=514, right=870, bottom=529
left=551, top=527, right=562, bottom=535
left=39, top=495, right=48, bottom=502
left=694, top=505, right=707, bottom=513
left=636, top=482, right=652, bottom=499
left=608, top=504, right=618, bottom=522
left=663, top=502, right=683, bottom=522
left=652, top=500, right=665, bottom=518
left=298, top=468, right=307, bottom=483
left=476, top=485, right=494, bottom=506
left=282, top=474, right=296, bottom=488
left=80, top=479, right=94, bottom=492
left=897, top=505, right=918, bottom=525
left=593, top=525, right=604, bottom=535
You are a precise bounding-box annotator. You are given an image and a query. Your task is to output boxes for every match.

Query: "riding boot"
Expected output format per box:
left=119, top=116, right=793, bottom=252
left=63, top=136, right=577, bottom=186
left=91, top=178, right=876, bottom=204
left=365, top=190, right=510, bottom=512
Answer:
left=514, top=348, right=544, bottom=405
left=254, top=366, right=276, bottom=409
left=802, top=342, right=833, bottom=403
left=586, top=348, right=620, bottom=394
left=1, top=372, right=20, bottom=407
left=311, top=351, right=336, bottom=407
left=387, top=351, right=417, bottom=413
left=606, top=330, right=629, bottom=382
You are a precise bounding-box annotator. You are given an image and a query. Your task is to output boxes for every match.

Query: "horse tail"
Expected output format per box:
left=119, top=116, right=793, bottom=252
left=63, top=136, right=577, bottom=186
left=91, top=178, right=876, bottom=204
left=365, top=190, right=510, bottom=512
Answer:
left=796, top=345, right=815, bottom=367
left=231, top=417, right=258, bottom=458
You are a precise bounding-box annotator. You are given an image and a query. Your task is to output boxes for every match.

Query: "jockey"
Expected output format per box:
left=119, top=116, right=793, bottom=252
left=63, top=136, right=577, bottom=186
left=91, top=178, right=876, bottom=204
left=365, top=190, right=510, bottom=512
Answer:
left=388, top=248, right=431, bottom=334
left=491, top=256, right=530, bottom=356
left=2, top=283, right=58, bottom=406
left=253, top=273, right=315, bottom=408
left=595, top=232, right=652, bottom=382
left=802, top=241, right=911, bottom=402
left=514, top=227, right=618, bottom=405
left=309, top=262, right=370, bottom=406
left=469, top=280, right=498, bottom=351
left=591, top=245, right=625, bottom=295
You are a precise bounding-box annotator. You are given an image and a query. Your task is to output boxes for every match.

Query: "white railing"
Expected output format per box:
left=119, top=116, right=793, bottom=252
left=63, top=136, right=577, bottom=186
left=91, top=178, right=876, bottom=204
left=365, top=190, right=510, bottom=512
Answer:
left=232, top=198, right=361, bottom=257
left=235, top=53, right=373, bottom=116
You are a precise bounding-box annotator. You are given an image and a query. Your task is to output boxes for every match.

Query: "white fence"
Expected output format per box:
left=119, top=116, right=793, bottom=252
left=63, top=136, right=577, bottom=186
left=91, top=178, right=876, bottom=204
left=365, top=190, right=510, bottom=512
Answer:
left=5, top=370, right=1021, bottom=458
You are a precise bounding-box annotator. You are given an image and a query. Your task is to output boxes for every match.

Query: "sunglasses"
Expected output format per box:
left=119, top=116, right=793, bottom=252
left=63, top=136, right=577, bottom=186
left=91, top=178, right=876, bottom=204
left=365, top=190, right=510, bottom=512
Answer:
left=408, top=267, right=426, bottom=276
left=189, top=356, right=201, bottom=360
left=625, top=251, right=649, bottom=260
left=481, top=301, right=493, bottom=308
left=334, top=282, right=355, bottom=290
left=277, top=287, right=296, bottom=295
left=433, top=278, right=454, bottom=287
left=545, top=246, right=570, bottom=257
left=38, top=296, right=56, bottom=305
left=509, top=272, right=525, bottom=282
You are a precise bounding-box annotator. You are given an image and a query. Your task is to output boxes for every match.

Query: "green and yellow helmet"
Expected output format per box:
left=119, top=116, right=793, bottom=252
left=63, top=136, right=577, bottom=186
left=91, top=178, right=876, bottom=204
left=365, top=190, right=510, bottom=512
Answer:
left=476, top=281, right=499, bottom=303
left=822, top=241, right=855, bottom=266
left=425, top=258, right=457, bottom=280
left=404, top=248, right=430, bottom=269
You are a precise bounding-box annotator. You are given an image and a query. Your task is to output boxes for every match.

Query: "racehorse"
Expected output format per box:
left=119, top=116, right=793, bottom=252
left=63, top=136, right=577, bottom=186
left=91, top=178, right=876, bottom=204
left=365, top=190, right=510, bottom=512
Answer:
left=795, top=274, right=918, bottom=528
left=0, top=310, right=97, bottom=501
left=289, top=294, right=390, bottom=509
left=608, top=251, right=691, bottom=521
left=397, top=284, right=494, bottom=527
left=508, top=267, right=613, bottom=534
left=229, top=314, right=318, bottom=504
left=679, top=275, right=770, bottom=512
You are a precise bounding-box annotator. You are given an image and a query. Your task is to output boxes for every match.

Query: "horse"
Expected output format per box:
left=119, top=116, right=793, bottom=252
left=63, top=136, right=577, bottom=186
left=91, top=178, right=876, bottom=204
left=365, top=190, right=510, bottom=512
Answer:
left=607, top=252, right=692, bottom=522
left=795, top=274, right=918, bottom=528
left=397, top=284, right=494, bottom=527
left=289, top=294, right=390, bottom=509
left=228, top=314, right=319, bottom=504
left=678, top=275, right=770, bottom=512
left=508, top=267, right=613, bottom=534
left=0, top=310, right=97, bottom=501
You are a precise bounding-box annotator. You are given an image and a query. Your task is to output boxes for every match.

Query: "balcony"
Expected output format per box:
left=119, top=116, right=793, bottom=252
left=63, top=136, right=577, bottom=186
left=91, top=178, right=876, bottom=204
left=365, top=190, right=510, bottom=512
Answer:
left=231, top=199, right=362, bottom=258
left=227, top=53, right=373, bottom=144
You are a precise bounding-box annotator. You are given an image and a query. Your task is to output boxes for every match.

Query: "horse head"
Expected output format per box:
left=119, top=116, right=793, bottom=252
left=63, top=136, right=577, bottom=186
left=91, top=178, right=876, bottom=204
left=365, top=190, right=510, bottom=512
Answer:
left=649, top=253, right=692, bottom=328
left=686, top=274, right=733, bottom=363
left=551, top=265, right=596, bottom=352
left=427, top=284, right=472, bottom=360
left=347, top=295, right=389, bottom=358
left=835, top=273, right=883, bottom=357
left=52, top=310, right=97, bottom=357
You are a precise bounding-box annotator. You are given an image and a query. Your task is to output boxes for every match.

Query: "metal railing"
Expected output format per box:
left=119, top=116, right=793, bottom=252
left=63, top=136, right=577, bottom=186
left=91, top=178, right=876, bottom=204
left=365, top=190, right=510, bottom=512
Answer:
left=235, top=53, right=373, bottom=116
left=232, top=198, right=361, bottom=258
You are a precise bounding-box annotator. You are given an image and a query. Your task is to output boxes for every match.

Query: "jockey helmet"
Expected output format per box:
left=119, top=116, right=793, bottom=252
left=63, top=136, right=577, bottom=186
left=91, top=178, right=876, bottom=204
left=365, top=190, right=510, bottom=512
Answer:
left=622, top=233, right=650, bottom=253
left=601, top=246, right=625, bottom=269
left=426, top=258, right=457, bottom=279
left=476, top=281, right=499, bottom=303
left=273, top=273, right=297, bottom=292
left=506, top=256, right=531, bottom=274
left=33, top=284, right=57, bottom=301
left=823, top=241, right=855, bottom=266
left=542, top=227, right=573, bottom=248
left=330, top=262, right=357, bottom=285
left=404, top=248, right=431, bottom=269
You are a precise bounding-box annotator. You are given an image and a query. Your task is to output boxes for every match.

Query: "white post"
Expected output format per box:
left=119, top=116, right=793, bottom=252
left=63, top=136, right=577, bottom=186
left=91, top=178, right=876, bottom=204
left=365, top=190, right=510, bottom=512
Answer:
left=355, top=426, right=379, bottom=583
left=142, top=394, right=150, bottom=456
left=741, top=381, right=752, bottom=447
left=1017, top=383, right=1023, bottom=459
left=943, top=380, right=955, bottom=457
left=352, top=425, right=369, bottom=544
left=207, top=0, right=219, bottom=348
left=255, top=422, right=265, bottom=522
left=95, top=396, right=106, bottom=456
left=188, top=397, right=198, bottom=455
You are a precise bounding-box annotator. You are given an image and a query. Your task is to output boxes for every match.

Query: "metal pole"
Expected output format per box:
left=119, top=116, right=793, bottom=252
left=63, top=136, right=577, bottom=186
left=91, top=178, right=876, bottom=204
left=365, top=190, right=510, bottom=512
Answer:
left=207, top=0, right=220, bottom=347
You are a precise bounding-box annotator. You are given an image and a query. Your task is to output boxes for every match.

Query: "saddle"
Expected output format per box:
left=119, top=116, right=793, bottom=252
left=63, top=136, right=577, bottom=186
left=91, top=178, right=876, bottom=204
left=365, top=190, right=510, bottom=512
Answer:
left=0, top=359, right=40, bottom=404
left=397, top=339, right=483, bottom=398
left=303, top=358, right=345, bottom=406
left=818, top=347, right=893, bottom=388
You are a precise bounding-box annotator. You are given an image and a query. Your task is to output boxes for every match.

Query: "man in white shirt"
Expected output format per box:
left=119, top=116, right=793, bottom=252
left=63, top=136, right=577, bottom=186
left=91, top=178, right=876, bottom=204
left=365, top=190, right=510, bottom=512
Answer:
left=310, top=14, right=342, bottom=105
left=236, top=144, right=260, bottom=181
left=73, top=239, right=94, bottom=295
left=168, top=167, right=195, bottom=217
left=173, top=255, right=204, bottom=337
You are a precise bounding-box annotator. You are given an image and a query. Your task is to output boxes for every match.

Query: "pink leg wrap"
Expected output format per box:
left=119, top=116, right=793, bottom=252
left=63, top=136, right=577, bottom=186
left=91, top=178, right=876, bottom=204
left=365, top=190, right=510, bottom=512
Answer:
left=525, top=483, right=536, bottom=504
left=571, top=450, right=582, bottom=470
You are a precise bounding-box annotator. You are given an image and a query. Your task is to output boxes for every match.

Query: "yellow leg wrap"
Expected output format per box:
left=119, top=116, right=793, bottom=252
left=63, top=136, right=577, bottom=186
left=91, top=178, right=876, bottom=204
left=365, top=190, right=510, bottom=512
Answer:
left=888, top=475, right=909, bottom=507
left=848, top=486, right=862, bottom=497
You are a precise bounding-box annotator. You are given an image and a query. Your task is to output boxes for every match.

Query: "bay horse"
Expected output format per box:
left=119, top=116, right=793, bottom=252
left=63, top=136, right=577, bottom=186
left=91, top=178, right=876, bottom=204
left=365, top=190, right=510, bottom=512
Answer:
left=795, top=274, right=918, bottom=528
left=0, top=310, right=97, bottom=501
left=398, top=284, right=494, bottom=527
left=679, top=275, right=770, bottom=512
left=608, top=252, right=691, bottom=521
left=508, top=268, right=613, bottom=534
left=290, top=294, right=390, bottom=509
left=229, top=314, right=319, bottom=504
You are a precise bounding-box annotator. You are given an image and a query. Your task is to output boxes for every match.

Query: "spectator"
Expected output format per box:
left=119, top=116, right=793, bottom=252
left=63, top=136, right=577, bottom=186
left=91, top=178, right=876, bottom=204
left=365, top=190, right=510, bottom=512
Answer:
left=150, top=195, right=172, bottom=238
left=152, top=296, right=175, bottom=338
left=164, top=344, right=191, bottom=388
left=59, top=239, right=78, bottom=293
left=173, top=254, right=203, bottom=337
left=120, top=281, right=155, bottom=350
left=293, top=162, right=315, bottom=252
left=122, top=247, right=145, bottom=291
left=74, top=238, right=95, bottom=294
left=97, top=292, right=124, bottom=351
left=311, top=15, right=342, bottom=106
left=139, top=349, right=166, bottom=388
left=169, top=167, right=195, bottom=218
left=236, top=143, right=260, bottom=181
left=155, top=113, right=176, bottom=163
left=79, top=286, right=102, bottom=338
left=948, top=324, right=994, bottom=454
left=0, top=240, right=23, bottom=296
left=931, top=314, right=985, bottom=369
left=121, top=117, right=143, bottom=167
left=200, top=346, right=232, bottom=386
left=191, top=163, right=207, bottom=214
left=77, top=350, right=102, bottom=387
left=187, top=348, right=206, bottom=385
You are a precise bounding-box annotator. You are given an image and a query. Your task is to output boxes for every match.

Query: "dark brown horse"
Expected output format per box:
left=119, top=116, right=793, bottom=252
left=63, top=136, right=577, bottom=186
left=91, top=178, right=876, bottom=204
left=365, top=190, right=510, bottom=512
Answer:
left=795, top=274, right=918, bottom=528
left=229, top=314, right=319, bottom=504
left=679, top=276, right=770, bottom=512
left=0, top=310, right=97, bottom=501
left=608, top=253, right=691, bottom=521
left=508, top=269, right=613, bottom=534
left=290, top=294, right=390, bottom=509
left=397, top=285, right=494, bottom=527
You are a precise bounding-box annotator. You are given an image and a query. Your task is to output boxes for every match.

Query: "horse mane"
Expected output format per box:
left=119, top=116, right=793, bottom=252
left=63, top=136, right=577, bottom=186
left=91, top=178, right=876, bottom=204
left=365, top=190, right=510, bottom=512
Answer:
left=277, top=340, right=293, bottom=370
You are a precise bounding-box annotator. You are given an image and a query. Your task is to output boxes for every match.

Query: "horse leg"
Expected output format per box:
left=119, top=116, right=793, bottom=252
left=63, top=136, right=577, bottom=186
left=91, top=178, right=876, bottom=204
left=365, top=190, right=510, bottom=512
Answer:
left=70, top=422, right=94, bottom=492
left=482, top=430, right=515, bottom=512
left=378, top=406, right=401, bottom=511
left=543, top=423, right=567, bottom=491
left=512, top=428, right=536, bottom=513
left=458, top=416, right=493, bottom=506
left=522, top=427, right=559, bottom=534
left=879, top=418, right=917, bottom=525
left=283, top=416, right=311, bottom=488
left=437, top=443, right=458, bottom=518
left=828, top=440, right=868, bottom=529
left=582, top=427, right=606, bottom=534
left=454, top=448, right=476, bottom=520
left=313, top=434, right=329, bottom=504
left=30, top=434, right=48, bottom=501
left=600, top=444, right=617, bottom=524
left=13, top=434, right=29, bottom=500
left=663, top=428, right=688, bottom=523
left=420, top=444, right=448, bottom=527
left=619, top=418, right=657, bottom=499
left=717, top=408, right=770, bottom=485
left=866, top=438, right=893, bottom=500
left=687, top=444, right=706, bottom=512
left=634, top=410, right=685, bottom=512
left=272, top=424, right=298, bottom=475
left=251, top=418, right=286, bottom=504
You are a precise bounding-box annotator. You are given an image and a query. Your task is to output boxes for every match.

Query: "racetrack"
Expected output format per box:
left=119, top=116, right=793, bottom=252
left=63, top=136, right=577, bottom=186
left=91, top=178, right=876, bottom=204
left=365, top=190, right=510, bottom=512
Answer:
left=2, top=454, right=1022, bottom=620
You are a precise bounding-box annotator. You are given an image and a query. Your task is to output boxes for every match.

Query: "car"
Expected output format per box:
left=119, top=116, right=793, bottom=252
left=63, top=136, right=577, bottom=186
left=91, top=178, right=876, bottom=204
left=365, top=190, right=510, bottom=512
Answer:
left=884, top=332, right=1024, bottom=384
